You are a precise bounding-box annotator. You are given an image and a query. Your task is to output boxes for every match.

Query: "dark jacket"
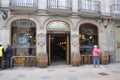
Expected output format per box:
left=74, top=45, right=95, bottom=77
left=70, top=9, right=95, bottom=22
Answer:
left=5, top=45, right=13, bottom=58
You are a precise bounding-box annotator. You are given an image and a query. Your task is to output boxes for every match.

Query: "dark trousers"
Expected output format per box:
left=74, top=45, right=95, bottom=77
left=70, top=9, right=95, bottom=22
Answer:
left=5, top=57, right=11, bottom=68
left=0, top=57, right=2, bottom=69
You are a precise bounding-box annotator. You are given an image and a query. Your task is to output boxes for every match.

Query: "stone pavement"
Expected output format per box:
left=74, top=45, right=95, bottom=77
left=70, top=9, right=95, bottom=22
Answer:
left=0, top=63, right=120, bottom=80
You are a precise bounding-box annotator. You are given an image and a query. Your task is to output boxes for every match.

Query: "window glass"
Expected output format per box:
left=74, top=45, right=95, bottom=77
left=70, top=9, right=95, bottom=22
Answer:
left=47, top=21, right=69, bottom=31
left=81, top=0, right=96, bottom=11
left=79, top=24, right=98, bottom=55
left=12, top=20, right=36, bottom=56
left=49, top=0, right=69, bottom=9
left=14, top=0, right=34, bottom=6
left=114, top=0, right=120, bottom=13
left=115, top=0, right=120, bottom=4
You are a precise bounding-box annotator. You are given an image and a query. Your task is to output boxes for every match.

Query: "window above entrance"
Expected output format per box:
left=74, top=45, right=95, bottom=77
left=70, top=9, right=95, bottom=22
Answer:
left=47, top=21, right=70, bottom=31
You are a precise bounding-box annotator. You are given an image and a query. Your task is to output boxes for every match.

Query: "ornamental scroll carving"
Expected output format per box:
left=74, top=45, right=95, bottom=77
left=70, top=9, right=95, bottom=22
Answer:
left=71, top=34, right=78, bottom=46
left=38, top=33, right=46, bottom=47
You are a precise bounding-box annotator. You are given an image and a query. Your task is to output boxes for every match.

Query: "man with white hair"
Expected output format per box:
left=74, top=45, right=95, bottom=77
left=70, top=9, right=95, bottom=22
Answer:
left=0, top=43, right=4, bottom=70
left=92, top=45, right=100, bottom=67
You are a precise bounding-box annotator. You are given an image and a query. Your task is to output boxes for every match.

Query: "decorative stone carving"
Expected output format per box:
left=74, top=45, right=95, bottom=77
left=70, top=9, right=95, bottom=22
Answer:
left=71, top=34, right=78, bottom=46
left=72, top=24, right=78, bottom=31
left=2, top=11, right=8, bottom=20
left=39, top=24, right=44, bottom=30
left=38, top=33, right=46, bottom=47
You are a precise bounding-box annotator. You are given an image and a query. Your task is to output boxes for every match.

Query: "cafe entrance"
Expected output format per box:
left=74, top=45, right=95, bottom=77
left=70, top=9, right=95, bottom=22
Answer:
left=47, top=21, right=70, bottom=65
left=47, top=32, right=70, bottom=65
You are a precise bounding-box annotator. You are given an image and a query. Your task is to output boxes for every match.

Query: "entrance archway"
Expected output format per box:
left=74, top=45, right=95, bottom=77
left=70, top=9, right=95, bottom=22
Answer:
left=11, top=19, right=36, bottom=66
left=47, top=21, right=70, bottom=65
left=79, top=23, right=98, bottom=64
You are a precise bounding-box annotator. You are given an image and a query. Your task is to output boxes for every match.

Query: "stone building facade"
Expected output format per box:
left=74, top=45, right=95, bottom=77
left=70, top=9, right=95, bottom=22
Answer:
left=0, top=0, right=120, bottom=67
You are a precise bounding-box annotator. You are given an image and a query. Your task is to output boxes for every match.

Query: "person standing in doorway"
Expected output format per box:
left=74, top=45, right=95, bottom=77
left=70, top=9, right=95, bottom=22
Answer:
left=0, top=43, right=4, bottom=70
left=92, top=45, right=100, bottom=67
left=5, top=44, right=13, bottom=69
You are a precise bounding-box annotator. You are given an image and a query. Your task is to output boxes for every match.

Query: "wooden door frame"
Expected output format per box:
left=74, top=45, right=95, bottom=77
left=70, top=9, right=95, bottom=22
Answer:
left=47, top=33, right=70, bottom=65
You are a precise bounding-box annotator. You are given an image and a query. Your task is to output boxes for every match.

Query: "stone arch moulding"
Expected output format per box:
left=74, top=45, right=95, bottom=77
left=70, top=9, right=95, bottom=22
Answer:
left=76, top=20, right=100, bottom=32
left=6, top=15, right=40, bottom=30
left=78, top=22, right=100, bottom=40
left=43, top=17, right=73, bottom=31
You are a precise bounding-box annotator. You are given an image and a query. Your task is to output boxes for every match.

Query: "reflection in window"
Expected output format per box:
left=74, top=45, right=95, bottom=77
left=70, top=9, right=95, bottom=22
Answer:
left=79, top=24, right=98, bottom=55
left=82, top=0, right=92, bottom=10
left=115, top=0, right=120, bottom=4
left=81, top=0, right=100, bottom=12
left=13, top=0, right=35, bottom=6
left=12, top=20, right=36, bottom=56
left=48, top=0, right=70, bottom=9
left=114, top=0, right=120, bottom=13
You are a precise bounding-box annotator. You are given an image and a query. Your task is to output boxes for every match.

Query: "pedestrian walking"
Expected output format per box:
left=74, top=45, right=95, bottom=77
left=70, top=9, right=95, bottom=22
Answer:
left=5, top=44, right=13, bottom=69
left=0, top=43, right=4, bottom=70
left=92, top=45, right=100, bottom=67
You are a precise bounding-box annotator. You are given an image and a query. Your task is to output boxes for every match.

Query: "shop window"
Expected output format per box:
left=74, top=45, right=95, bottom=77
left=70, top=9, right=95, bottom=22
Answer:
left=11, top=19, right=36, bottom=56
left=79, top=23, right=98, bottom=55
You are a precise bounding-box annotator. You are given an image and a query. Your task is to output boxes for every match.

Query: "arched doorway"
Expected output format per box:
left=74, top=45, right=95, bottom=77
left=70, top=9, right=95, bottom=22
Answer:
left=11, top=19, right=36, bottom=66
left=79, top=23, right=98, bottom=64
left=47, top=21, right=70, bottom=65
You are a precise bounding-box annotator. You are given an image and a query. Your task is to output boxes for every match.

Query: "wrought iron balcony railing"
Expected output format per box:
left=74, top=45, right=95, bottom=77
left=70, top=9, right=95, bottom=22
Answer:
left=111, top=4, right=120, bottom=15
left=78, top=0, right=101, bottom=14
left=9, top=0, right=38, bottom=9
left=47, top=0, right=72, bottom=10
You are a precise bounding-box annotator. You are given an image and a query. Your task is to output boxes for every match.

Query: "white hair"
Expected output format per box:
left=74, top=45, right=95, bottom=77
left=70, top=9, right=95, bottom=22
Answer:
left=94, top=45, right=97, bottom=48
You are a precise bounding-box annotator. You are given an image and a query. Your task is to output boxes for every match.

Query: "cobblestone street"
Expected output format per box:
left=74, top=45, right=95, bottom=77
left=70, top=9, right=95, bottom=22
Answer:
left=0, top=63, right=120, bottom=80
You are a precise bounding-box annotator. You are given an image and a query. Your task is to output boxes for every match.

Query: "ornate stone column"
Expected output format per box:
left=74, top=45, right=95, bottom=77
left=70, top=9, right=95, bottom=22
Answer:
left=37, top=32, right=48, bottom=68
left=71, top=34, right=81, bottom=66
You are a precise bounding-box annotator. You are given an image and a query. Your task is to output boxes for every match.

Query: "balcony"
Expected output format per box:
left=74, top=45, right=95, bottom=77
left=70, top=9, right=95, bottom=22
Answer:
left=9, top=0, right=38, bottom=13
left=47, top=0, right=72, bottom=16
left=111, top=4, right=120, bottom=19
left=78, top=0, right=101, bottom=18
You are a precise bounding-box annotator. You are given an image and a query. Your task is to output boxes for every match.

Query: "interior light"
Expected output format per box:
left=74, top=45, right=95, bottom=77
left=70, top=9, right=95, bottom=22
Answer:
left=29, top=36, right=32, bottom=38
left=89, top=36, right=92, bottom=39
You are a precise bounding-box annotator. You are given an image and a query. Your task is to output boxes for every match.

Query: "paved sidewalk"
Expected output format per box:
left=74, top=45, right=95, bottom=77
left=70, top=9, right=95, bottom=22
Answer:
left=0, top=63, right=120, bottom=80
